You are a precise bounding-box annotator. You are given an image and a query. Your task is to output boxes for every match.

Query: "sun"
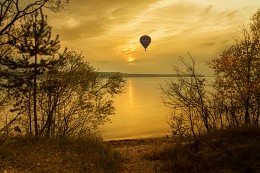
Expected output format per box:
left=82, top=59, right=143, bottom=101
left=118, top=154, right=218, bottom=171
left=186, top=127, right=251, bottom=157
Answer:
left=125, top=55, right=135, bottom=63
left=128, top=58, right=133, bottom=62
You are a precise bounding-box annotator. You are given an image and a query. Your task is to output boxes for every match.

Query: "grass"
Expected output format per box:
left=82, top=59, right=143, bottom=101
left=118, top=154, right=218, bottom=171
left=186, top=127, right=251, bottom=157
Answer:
left=0, top=135, right=121, bottom=173
left=154, top=126, right=260, bottom=173
left=1, top=126, right=260, bottom=172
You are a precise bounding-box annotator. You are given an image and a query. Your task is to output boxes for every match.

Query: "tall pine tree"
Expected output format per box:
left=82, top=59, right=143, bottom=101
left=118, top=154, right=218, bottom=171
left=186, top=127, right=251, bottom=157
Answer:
left=3, top=9, right=61, bottom=136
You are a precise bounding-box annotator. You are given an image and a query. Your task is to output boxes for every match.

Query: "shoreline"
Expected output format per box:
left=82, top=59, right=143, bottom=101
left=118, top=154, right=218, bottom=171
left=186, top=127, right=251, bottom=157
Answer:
left=106, top=136, right=172, bottom=142
left=103, top=134, right=171, bottom=142
left=107, top=136, right=174, bottom=151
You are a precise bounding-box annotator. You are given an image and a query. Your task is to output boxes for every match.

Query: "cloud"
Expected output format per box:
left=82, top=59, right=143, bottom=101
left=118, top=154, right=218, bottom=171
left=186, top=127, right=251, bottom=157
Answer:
left=201, top=41, right=215, bottom=47
left=220, top=9, right=237, bottom=19
left=204, top=5, right=213, bottom=14
left=44, top=0, right=260, bottom=74
left=48, top=0, right=158, bottom=41
left=51, top=17, right=107, bottom=40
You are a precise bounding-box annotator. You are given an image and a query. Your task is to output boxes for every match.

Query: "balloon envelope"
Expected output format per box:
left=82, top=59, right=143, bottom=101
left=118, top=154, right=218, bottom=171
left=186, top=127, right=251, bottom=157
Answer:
left=140, top=35, right=151, bottom=51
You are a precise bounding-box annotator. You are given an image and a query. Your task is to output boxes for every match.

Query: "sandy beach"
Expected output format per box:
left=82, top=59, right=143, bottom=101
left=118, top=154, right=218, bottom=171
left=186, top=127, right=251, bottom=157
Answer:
left=108, top=137, right=174, bottom=173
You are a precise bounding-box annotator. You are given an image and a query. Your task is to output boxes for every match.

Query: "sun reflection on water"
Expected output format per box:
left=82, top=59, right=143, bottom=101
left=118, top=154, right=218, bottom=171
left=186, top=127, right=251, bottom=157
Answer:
left=100, top=77, right=171, bottom=140
left=128, top=80, right=133, bottom=106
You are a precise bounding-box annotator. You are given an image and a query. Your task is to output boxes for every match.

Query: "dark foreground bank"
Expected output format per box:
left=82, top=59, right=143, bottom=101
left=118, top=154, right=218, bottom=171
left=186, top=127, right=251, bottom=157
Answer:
left=0, top=136, right=120, bottom=173
left=155, top=126, right=260, bottom=173
left=1, top=126, right=260, bottom=173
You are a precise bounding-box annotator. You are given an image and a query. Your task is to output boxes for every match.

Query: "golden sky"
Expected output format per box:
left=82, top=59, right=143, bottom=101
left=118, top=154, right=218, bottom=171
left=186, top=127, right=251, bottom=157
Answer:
left=46, top=0, right=260, bottom=75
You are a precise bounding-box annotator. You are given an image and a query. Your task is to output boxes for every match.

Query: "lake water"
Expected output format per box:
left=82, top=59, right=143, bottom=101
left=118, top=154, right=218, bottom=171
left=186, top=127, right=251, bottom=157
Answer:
left=100, top=77, right=172, bottom=141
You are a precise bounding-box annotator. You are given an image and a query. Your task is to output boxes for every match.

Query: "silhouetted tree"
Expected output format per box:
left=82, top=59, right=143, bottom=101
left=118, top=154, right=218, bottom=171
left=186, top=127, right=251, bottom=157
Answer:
left=1, top=9, right=125, bottom=138
left=0, top=0, right=68, bottom=46
left=0, top=0, right=68, bottom=138
left=161, top=55, right=212, bottom=140
left=210, top=9, right=260, bottom=125
left=2, top=10, right=61, bottom=136
left=37, top=50, right=125, bottom=137
left=162, top=9, right=260, bottom=140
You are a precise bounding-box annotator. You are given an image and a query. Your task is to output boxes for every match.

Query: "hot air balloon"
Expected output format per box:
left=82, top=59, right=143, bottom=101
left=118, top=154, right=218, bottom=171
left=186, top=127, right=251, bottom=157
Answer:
left=140, top=35, right=151, bottom=51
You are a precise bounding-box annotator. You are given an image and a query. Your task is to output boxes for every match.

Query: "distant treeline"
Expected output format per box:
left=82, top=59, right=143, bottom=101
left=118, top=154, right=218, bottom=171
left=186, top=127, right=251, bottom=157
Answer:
left=97, top=72, right=204, bottom=78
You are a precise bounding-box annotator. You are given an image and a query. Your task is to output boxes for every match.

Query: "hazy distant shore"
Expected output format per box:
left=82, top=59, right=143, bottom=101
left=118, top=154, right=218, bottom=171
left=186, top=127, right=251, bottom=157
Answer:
left=98, top=72, right=205, bottom=78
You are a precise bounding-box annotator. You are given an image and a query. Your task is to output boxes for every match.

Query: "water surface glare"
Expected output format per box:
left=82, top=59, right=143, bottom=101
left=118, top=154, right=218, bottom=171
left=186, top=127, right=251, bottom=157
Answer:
left=100, top=77, right=171, bottom=140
